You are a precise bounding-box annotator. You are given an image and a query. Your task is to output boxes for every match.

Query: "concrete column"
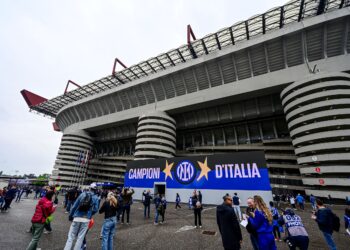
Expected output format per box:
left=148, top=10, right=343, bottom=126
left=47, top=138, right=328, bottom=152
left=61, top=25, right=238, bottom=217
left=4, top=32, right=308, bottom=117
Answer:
left=134, top=111, right=176, bottom=160
left=50, top=130, right=93, bottom=187
left=280, top=72, right=350, bottom=199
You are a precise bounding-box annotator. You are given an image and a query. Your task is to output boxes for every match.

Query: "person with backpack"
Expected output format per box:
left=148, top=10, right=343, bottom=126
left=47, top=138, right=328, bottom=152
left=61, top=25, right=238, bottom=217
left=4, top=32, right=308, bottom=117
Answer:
left=26, top=191, right=56, bottom=250
left=269, top=201, right=281, bottom=241
left=278, top=208, right=309, bottom=250
left=312, top=199, right=339, bottom=250
left=99, top=192, right=118, bottom=250
left=344, top=207, right=350, bottom=236
left=154, top=193, right=161, bottom=225
left=217, top=194, right=242, bottom=250
left=142, top=190, right=152, bottom=219
left=192, top=192, right=202, bottom=228
left=158, top=196, right=167, bottom=224
left=175, top=193, right=181, bottom=209
left=232, top=193, right=242, bottom=221
left=120, top=187, right=134, bottom=225
left=64, top=184, right=99, bottom=250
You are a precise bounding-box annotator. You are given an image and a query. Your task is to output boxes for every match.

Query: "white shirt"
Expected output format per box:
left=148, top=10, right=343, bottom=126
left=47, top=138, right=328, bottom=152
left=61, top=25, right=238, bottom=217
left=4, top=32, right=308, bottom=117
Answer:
left=73, top=217, right=90, bottom=223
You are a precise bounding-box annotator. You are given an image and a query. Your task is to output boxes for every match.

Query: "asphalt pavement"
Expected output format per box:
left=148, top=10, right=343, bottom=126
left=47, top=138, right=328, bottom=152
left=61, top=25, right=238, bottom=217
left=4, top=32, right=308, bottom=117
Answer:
left=1, top=195, right=349, bottom=250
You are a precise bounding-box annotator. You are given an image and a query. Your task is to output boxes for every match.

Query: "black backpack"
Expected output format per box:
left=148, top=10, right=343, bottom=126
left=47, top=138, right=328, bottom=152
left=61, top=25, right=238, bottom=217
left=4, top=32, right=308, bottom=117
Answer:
left=78, top=193, right=92, bottom=212
left=332, top=212, right=340, bottom=232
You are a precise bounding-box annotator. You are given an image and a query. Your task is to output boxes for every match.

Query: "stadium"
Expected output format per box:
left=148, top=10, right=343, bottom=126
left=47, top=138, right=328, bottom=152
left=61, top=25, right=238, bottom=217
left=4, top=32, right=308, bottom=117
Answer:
left=21, top=0, right=350, bottom=200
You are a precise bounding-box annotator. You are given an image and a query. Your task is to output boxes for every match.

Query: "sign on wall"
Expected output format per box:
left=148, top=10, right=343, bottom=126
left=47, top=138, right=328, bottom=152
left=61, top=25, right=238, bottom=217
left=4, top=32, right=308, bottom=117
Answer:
left=125, top=151, right=271, bottom=191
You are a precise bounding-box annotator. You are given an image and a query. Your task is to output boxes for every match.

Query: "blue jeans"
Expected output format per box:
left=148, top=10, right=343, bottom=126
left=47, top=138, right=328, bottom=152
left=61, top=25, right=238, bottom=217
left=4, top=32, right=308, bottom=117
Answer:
left=155, top=210, right=159, bottom=223
left=66, top=200, right=73, bottom=212
left=250, top=234, right=259, bottom=250
left=322, top=232, right=337, bottom=250
left=64, top=221, right=89, bottom=250
left=102, top=217, right=116, bottom=250
left=144, top=204, right=150, bottom=218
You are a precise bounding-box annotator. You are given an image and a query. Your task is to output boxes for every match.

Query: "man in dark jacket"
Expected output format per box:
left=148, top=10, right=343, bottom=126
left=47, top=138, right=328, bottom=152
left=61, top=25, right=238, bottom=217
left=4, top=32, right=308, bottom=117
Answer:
left=217, top=195, right=242, bottom=250
left=121, top=187, right=134, bottom=225
left=312, top=199, right=337, bottom=250
left=1, top=185, right=17, bottom=212
left=143, top=190, right=152, bottom=219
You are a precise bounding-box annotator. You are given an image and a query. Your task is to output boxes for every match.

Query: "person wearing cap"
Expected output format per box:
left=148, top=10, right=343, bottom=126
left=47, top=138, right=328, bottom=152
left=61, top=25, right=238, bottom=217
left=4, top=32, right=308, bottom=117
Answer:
left=278, top=208, right=309, bottom=250
left=64, top=184, right=100, bottom=250
left=217, top=194, right=242, bottom=250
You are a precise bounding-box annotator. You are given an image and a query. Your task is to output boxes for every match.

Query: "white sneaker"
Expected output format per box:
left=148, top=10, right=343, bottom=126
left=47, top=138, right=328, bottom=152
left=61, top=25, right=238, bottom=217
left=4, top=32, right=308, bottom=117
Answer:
left=154, top=222, right=158, bottom=225
left=199, top=226, right=202, bottom=229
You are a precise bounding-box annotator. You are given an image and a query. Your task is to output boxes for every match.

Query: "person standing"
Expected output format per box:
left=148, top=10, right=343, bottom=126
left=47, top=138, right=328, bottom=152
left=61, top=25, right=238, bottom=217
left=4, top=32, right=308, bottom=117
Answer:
left=328, top=195, right=333, bottom=206
left=175, top=193, right=181, bottom=209
left=248, top=195, right=277, bottom=250
left=269, top=201, right=281, bottom=241
left=64, top=185, right=99, bottom=250
left=312, top=199, right=337, bottom=250
left=345, top=196, right=350, bottom=207
left=192, top=192, right=202, bottom=228
left=0, top=187, right=5, bottom=208
left=232, top=193, right=242, bottom=221
left=290, top=196, right=296, bottom=210
left=246, top=197, right=259, bottom=250
left=275, top=194, right=281, bottom=208
left=159, top=196, right=167, bottom=224
left=99, top=192, right=118, bottom=250
left=26, top=191, right=56, bottom=250
left=188, top=196, right=193, bottom=210
left=154, top=194, right=161, bottom=225
left=15, top=187, right=24, bottom=202
left=278, top=208, right=309, bottom=250
left=65, top=187, right=78, bottom=213
left=310, top=194, right=316, bottom=211
left=296, top=194, right=305, bottom=210
left=142, top=190, right=152, bottom=219
left=217, top=195, right=242, bottom=250
left=121, top=187, right=134, bottom=225
left=1, top=185, right=17, bottom=212
left=198, top=190, right=202, bottom=203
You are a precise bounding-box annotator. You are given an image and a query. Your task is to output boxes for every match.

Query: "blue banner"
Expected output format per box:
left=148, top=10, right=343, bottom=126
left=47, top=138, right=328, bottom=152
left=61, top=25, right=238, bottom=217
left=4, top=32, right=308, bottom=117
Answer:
left=124, top=152, right=271, bottom=191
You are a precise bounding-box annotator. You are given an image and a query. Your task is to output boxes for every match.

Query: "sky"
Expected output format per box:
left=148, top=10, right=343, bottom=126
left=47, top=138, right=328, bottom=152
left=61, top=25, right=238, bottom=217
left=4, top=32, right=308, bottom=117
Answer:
left=0, top=0, right=285, bottom=176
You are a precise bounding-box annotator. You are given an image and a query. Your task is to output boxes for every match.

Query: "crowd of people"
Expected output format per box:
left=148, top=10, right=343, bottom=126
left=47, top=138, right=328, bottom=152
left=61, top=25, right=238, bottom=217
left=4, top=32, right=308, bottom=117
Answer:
left=1, top=183, right=350, bottom=250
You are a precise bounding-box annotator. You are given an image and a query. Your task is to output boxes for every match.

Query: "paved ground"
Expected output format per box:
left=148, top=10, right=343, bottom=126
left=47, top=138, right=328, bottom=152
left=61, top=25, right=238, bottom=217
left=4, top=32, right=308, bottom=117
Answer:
left=1, top=195, right=349, bottom=250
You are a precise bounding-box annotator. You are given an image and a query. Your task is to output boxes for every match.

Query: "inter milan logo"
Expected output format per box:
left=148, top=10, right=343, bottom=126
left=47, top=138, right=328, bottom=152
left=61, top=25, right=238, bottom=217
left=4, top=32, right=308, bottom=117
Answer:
left=175, top=160, right=197, bottom=184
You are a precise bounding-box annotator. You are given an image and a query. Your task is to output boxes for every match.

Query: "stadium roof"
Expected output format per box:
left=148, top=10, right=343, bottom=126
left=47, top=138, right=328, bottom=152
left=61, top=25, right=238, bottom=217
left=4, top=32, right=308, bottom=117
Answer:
left=21, top=0, right=349, bottom=118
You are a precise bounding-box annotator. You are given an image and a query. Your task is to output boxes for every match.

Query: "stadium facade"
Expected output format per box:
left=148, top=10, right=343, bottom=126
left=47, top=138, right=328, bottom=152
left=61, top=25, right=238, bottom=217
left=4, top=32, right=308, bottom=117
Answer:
left=22, top=0, right=350, bottom=199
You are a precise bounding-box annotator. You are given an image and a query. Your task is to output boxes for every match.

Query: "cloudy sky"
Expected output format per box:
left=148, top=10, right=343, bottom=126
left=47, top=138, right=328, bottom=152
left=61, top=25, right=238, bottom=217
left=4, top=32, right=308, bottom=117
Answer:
left=0, top=0, right=284, bottom=176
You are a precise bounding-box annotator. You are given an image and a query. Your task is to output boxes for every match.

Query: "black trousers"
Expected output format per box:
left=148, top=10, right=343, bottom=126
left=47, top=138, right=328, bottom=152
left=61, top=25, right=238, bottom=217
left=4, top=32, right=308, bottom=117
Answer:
left=194, top=209, right=202, bottom=226
left=122, top=206, right=130, bottom=223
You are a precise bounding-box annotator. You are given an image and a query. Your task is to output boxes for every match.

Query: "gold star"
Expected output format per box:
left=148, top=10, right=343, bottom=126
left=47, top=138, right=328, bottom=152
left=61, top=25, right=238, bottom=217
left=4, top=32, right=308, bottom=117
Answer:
left=197, top=157, right=211, bottom=181
left=163, top=160, right=174, bottom=180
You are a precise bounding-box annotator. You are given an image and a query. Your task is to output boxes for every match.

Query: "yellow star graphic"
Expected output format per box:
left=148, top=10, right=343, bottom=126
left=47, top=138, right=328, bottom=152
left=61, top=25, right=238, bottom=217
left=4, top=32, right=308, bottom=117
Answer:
left=163, top=160, right=174, bottom=180
left=197, top=157, right=211, bottom=181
